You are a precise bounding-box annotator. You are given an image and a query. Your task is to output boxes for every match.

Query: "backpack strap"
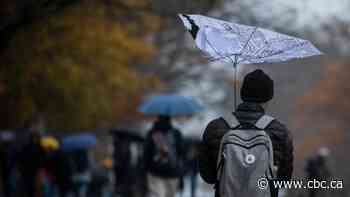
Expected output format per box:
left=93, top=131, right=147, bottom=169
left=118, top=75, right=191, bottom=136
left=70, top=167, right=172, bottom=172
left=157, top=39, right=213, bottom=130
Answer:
left=255, top=115, right=276, bottom=179
left=216, top=114, right=240, bottom=181
left=221, top=114, right=240, bottom=129
left=254, top=115, right=275, bottom=129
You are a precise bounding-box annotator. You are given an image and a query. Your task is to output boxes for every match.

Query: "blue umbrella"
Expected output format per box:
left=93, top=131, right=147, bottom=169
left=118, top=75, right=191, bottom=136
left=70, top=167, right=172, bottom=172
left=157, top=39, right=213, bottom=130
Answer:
left=61, top=133, right=97, bottom=152
left=139, top=94, right=203, bottom=116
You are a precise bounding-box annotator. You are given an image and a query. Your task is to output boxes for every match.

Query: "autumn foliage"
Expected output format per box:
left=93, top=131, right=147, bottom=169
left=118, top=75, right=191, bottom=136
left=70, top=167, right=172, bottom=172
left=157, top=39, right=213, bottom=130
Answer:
left=294, top=62, right=350, bottom=164
left=0, top=1, right=162, bottom=130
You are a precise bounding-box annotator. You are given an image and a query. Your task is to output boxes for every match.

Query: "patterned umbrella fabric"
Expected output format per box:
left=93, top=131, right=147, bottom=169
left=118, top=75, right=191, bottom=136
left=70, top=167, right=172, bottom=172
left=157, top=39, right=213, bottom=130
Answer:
left=179, top=14, right=322, bottom=64
left=179, top=14, right=322, bottom=108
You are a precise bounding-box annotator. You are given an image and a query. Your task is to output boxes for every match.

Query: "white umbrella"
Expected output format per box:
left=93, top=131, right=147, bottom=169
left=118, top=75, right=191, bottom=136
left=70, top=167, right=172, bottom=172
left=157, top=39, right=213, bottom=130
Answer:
left=179, top=14, right=322, bottom=108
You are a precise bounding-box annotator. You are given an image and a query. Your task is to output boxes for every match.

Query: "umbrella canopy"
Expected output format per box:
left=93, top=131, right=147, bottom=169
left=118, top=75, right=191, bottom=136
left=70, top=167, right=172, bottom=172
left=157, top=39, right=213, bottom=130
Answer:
left=139, top=94, right=203, bottom=116
left=179, top=14, right=322, bottom=108
left=61, top=133, right=97, bottom=152
left=179, top=14, right=322, bottom=64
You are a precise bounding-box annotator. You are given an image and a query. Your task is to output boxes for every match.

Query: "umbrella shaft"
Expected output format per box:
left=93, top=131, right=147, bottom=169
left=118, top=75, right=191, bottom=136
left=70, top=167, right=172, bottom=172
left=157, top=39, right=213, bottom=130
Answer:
left=232, top=59, right=238, bottom=111
left=234, top=64, right=237, bottom=111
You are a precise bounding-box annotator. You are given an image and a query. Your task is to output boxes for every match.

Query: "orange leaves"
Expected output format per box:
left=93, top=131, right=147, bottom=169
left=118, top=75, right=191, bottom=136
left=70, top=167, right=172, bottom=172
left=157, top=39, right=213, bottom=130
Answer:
left=0, top=1, right=162, bottom=130
left=296, top=63, right=350, bottom=121
left=295, top=125, right=346, bottom=161
left=293, top=61, right=350, bottom=165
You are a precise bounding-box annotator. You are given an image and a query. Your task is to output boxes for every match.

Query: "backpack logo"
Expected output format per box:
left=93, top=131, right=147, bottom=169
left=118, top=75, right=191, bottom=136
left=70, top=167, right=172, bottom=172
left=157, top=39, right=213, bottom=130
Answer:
left=245, top=154, right=256, bottom=164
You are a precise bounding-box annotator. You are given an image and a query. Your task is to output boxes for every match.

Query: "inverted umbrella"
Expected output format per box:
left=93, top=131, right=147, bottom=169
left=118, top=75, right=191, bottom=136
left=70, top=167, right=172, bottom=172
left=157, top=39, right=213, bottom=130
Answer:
left=139, top=94, right=203, bottom=116
left=61, top=133, right=97, bottom=152
left=179, top=14, right=322, bottom=108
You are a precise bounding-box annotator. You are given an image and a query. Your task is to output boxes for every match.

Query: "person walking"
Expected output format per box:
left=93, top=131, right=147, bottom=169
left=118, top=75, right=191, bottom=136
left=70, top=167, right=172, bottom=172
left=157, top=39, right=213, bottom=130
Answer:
left=305, top=147, right=331, bottom=197
left=0, top=132, right=16, bottom=197
left=198, top=69, right=294, bottom=197
left=18, top=130, right=44, bottom=197
left=144, top=115, right=185, bottom=197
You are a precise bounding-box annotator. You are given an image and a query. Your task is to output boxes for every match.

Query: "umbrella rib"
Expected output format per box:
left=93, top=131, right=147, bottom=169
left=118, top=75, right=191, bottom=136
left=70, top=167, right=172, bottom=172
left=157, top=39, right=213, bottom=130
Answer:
left=208, top=52, right=241, bottom=62
left=238, top=39, right=308, bottom=63
left=204, top=34, right=231, bottom=62
left=238, top=27, right=258, bottom=56
left=239, top=50, right=284, bottom=63
left=248, top=38, right=272, bottom=61
left=238, top=41, right=273, bottom=64
left=238, top=42, right=269, bottom=64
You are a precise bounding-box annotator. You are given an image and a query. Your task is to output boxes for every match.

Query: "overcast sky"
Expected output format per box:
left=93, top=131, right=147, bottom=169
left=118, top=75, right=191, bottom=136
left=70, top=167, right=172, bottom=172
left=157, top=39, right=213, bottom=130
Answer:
left=272, top=0, right=350, bottom=25
left=222, top=0, right=350, bottom=29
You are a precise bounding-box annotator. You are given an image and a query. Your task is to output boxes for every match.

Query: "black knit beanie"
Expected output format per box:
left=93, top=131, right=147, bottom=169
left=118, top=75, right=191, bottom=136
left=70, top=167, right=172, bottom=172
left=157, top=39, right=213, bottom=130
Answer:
left=241, top=69, right=274, bottom=103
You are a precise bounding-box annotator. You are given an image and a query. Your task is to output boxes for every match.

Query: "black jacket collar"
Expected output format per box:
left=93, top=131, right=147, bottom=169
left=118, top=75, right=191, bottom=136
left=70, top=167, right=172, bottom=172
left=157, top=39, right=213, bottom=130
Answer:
left=235, top=102, right=265, bottom=113
left=232, top=102, right=265, bottom=125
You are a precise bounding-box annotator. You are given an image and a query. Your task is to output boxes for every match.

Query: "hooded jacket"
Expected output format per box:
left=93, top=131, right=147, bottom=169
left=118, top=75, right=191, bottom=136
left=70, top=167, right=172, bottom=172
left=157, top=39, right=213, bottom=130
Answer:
left=198, top=102, right=294, bottom=184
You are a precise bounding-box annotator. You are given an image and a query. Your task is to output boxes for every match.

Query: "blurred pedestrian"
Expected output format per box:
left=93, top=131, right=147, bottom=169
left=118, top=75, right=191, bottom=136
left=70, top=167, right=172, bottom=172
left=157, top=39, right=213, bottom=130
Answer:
left=18, top=130, right=44, bottom=197
left=186, top=142, right=199, bottom=197
left=305, top=147, right=331, bottom=197
left=112, top=130, right=146, bottom=197
left=53, top=150, right=74, bottom=197
left=40, top=136, right=60, bottom=197
left=71, top=149, right=92, bottom=197
left=87, top=159, right=113, bottom=197
left=41, top=136, right=74, bottom=197
left=144, top=115, right=185, bottom=197
left=198, top=69, right=294, bottom=197
left=113, top=136, right=132, bottom=197
left=0, top=131, right=16, bottom=197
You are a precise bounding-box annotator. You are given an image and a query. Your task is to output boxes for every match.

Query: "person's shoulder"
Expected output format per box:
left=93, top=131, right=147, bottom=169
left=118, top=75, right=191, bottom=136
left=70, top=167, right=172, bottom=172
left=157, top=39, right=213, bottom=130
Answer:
left=265, top=116, right=292, bottom=139
left=265, top=115, right=288, bottom=130
left=202, top=117, right=230, bottom=141
left=206, top=117, right=230, bottom=130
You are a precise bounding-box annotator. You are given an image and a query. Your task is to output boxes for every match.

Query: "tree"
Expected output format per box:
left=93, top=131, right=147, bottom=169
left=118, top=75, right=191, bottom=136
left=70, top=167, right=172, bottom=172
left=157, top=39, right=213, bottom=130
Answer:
left=0, top=0, right=161, bottom=130
left=295, top=62, right=350, bottom=181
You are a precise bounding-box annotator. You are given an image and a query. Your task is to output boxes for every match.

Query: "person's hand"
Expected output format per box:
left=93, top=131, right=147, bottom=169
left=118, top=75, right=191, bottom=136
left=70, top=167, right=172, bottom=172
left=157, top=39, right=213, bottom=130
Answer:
left=159, top=148, right=170, bottom=160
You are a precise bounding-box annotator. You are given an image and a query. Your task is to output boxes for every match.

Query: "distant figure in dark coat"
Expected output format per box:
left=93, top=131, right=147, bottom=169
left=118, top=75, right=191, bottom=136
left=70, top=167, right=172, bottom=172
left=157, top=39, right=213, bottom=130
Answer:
left=186, top=141, right=199, bottom=197
left=113, top=129, right=145, bottom=197
left=0, top=132, right=16, bottom=197
left=18, top=131, right=44, bottom=197
left=44, top=149, right=74, bottom=197
left=305, top=147, right=331, bottom=197
left=144, top=115, right=185, bottom=197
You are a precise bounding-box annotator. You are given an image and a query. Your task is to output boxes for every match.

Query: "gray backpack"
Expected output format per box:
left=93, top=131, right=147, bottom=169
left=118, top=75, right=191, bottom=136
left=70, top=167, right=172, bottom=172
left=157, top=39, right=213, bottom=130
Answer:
left=216, top=115, right=276, bottom=197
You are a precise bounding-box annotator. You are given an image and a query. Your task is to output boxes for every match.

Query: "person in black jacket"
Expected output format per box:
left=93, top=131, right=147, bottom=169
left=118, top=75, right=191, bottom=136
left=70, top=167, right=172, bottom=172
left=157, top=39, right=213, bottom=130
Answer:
left=43, top=149, right=74, bottom=197
left=144, top=115, right=184, bottom=197
left=18, top=130, right=44, bottom=197
left=198, top=69, right=294, bottom=196
left=305, top=147, right=331, bottom=197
